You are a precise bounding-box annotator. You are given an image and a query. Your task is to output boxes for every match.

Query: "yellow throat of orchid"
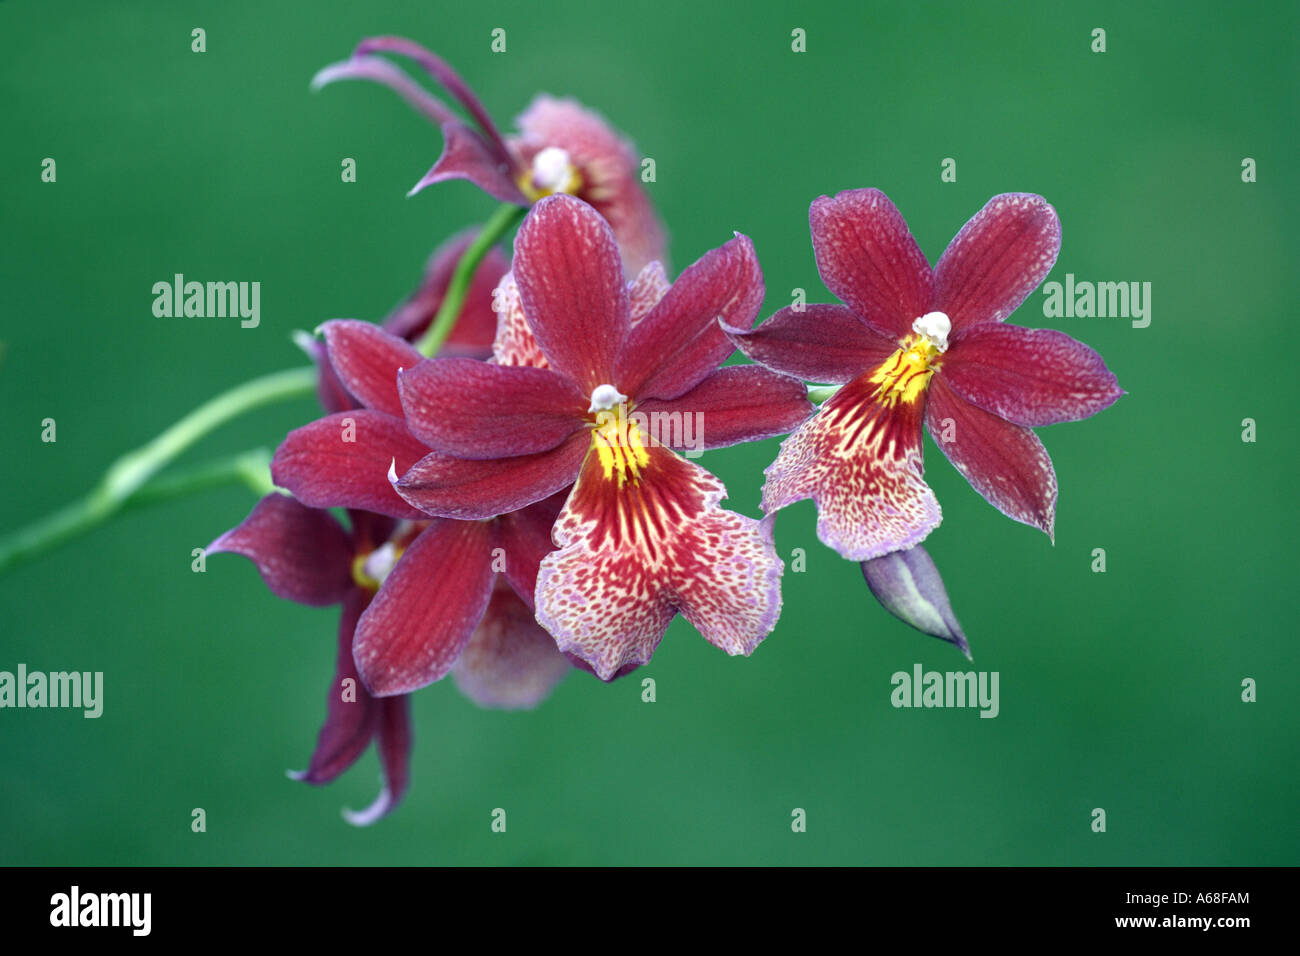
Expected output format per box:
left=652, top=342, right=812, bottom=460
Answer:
left=518, top=146, right=584, bottom=202
left=588, top=384, right=650, bottom=488
left=868, top=311, right=952, bottom=406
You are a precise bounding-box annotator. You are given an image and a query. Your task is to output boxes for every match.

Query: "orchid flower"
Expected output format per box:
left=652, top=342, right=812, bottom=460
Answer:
left=725, top=189, right=1123, bottom=562
left=388, top=195, right=813, bottom=679
left=312, top=36, right=666, bottom=273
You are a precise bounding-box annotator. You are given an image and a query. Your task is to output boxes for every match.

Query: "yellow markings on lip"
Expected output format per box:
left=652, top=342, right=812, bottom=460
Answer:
left=517, top=164, right=584, bottom=203
left=592, top=409, right=651, bottom=488
left=868, top=333, right=943, bottom=407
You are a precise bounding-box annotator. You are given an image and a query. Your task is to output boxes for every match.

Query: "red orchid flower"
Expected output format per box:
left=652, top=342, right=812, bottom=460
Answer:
left=386, top=194, right=813, bottom=679
left=268, top=317, right=574, bottom=699
left=312, top=36, right=666, bottom=273
left=725, top=189, right=1123, bottom=561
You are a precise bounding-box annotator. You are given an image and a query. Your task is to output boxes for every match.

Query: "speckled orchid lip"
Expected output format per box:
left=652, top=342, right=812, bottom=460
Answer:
left=725, top=188, right=1123, bottom=560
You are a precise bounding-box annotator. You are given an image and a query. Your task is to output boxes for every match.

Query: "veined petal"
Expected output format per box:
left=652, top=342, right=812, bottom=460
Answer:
left=409, top=120, right=528, bottom=204
left=494, top=490, right=568, bottom=611
left=762, top=370, right=942, bottom=561
left=452, top=583, right=572, bottom=709
left=382, top=228, right=510, bottom=352
left=353, top=519, right=495, bottom=696
left=861, top=545, right=970, bottom=655
left=290, top=588, right=379, bottom=784
left=536, top=441, right=783, bottom=680
left=393, top=431, right=589, bottom=520
left=925, top=375, right=1057, bottom=538
left=208, top=494, right=354, bottom=606
left=934, top=193, right=1061, bottom=331
left=321, top=320, right=422, bottom=418
left=343, top=694, right=412, bottom=827
left=513, top=94, right=667, bottom=274
left=616, top=233, right=764, bottom=401
left=940, top=324, right=1123, bottom=426
left=512, top=195, right=630, bottom=392
left=397, top=357, right=586, bottom=459
left=294, top=330, right=357, bottom=413
left=272, top=410, right=430, bottom=520
left=628, top=260, right=670, bottom=322
left=635, top=365, right=813, bottom=451
left=722, top=303, right=898, bottom=385
left=809, top=188, right=934, bottom=341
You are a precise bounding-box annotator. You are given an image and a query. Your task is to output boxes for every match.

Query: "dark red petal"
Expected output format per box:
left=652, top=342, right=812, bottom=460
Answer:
left=382, top=229, right=510, bottom=351
left=294, top=331, right=358, bottom=413
left=926, top=375, right=1057, bottom=539
left=941, top=324, right=1123, bottom=426
left=809, top=188, right=934, bottom=340
left=320, top=320, right=423, bottom=418
left=290, top=589, right=379, bottom=785
left=409, top=120, right=528, bottom=204
left=272, top=410, right=430, bottom=520
left=494, top=490, right=568, bottom=611
left=451, top=583, right=572, bottom=709
left=615, top=233, right=764, bottom=401
left=933, top=193, right=1061, bottom=331
left=635, top=366, right=813, bottom=450
left=353, top=519, right=495, bottom=696
left=397, top=357, right=586, bottom=459
left=722, top=303, right=897, bottom=384
left=512, top=195, right=630, bottom=392
left=354, top=36, right=514, bottom=164
left=393, top=431, right=589, bottom=521
left=343, top=694, right=413, bottom=826
left=207, top=494, right=353, bottom=606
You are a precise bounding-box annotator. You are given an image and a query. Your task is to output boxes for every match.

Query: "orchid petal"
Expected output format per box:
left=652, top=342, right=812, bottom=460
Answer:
left=320, top=320, right=423, bottom=418
left=452, top=584, right=572, bottom=709
left=635, top=365, right=813, bottom=450
left=862, top=545, right=970, bottom=656
left=933, top=193, right=1061, bottom=331
left=343, top=694, right=412, bottom=826
left=494, top=490, right=567, bottom=611
left=722, top=303, right=898, bottom=385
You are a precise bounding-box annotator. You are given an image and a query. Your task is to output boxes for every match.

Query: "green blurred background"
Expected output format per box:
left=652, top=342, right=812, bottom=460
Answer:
left=1, top=0, right=1296, bottom=865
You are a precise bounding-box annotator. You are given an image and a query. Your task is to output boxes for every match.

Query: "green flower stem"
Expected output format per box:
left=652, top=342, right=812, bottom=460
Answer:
left=416, top=202, right=526, bottom=358
left=807, top=384, right=841, bottom=403
left=0, top=367, right=314, bottom=574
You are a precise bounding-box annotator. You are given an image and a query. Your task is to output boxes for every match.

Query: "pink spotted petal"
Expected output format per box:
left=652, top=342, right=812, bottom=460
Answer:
left=512, top=195, right=630, bottom=392
left=809, top=188, right=934, bottom=341
left=940, top=323, right=1123, bottom=426
left=491, top=272, right=549, bottom=369
left=513, top=94, right=667, bottom=274
left=289, top=589, right=379, bottom=784
left=494, top=490, right=568, bottom=611
left=635, top=365, right=813, bottom=451
left=208, top=494, right=354, bottom=607
left=343, top=694, right=413, bottom=827
left=933, top=193, right=1061, bottom=331
left=353, top=519, right=496, bottom=696
left=926, top=375, right=1057, bottom=539
left=320, top=320, right=423, bottom=418
left=392, top=431, right=590, bottom=520
left=452, top=583, right=572, bottom=709
left=722, top=303, right=898, bottom=385
left=397, top=357, right=586, bottom=459
left=761, top=374, right=942, bottom=561
left=272, top=410, right=430, bottom=520
left=536, top=445, right=783, bottom=680
left=382, top=228, right=510, bottom=353
left=616, top=233, right=764, bottom=402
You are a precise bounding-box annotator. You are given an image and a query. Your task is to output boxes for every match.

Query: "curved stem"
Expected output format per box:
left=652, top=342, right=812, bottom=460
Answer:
left=416, top=202, right=526, bottom=358
left=0, top=368, right=314, bottom=574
